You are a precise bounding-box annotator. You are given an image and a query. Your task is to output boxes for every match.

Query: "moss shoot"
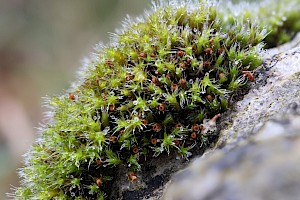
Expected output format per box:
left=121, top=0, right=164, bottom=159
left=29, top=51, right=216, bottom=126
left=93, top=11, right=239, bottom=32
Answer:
left=12, top=0, right=300, bottom=199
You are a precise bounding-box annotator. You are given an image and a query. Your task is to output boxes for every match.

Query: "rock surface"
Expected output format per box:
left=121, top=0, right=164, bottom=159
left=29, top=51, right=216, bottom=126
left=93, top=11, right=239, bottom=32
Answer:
left=118, top=39, right=300, bottom=199
left=163, top=111, right=300, bottom=200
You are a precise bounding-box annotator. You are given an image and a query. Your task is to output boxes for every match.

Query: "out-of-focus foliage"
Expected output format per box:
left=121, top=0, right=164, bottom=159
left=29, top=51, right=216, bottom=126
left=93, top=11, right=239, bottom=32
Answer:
left=221, top=0, right=300, bottom=48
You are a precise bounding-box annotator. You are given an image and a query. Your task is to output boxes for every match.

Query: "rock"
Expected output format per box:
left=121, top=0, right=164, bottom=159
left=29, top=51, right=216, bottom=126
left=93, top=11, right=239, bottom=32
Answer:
left=163, top=111, right=300, bottom=200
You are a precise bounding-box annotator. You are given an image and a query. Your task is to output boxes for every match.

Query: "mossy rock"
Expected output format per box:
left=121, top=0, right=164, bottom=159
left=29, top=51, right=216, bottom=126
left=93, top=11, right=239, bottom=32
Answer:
left=13, top=0, right=300, bottom=199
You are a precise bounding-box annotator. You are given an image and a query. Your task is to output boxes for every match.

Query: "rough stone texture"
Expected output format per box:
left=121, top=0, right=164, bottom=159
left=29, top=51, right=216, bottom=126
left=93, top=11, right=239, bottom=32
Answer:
left=119, top=38, right=300, bottom=199
left=163, top=111, right=300, bottom=200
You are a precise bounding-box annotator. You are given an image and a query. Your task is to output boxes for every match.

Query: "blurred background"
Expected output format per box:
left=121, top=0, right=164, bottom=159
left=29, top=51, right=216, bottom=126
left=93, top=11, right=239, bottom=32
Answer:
left=0, top=0, right=149, bottom=198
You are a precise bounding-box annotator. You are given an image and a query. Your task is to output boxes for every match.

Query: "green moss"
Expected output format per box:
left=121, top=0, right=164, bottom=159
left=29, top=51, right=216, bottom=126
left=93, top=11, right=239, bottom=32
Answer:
left=264, top=2, right=300, bottom=48
left=222, top=0, right=300, bottom=48
left=13, top=0, right=300, bottom=199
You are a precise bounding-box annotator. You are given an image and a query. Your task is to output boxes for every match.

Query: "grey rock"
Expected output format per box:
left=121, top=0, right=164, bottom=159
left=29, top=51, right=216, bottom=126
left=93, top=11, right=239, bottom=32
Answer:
left=163, top=112, right=300, bottom=200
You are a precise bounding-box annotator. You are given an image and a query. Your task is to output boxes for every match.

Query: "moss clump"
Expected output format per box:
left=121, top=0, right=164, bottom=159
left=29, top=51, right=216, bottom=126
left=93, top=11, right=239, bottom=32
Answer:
left=262, top=0, right=300, bottom=48
left=222, top=0, right=300, bottom=48
left=13, top=0, right=277, bottom=199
